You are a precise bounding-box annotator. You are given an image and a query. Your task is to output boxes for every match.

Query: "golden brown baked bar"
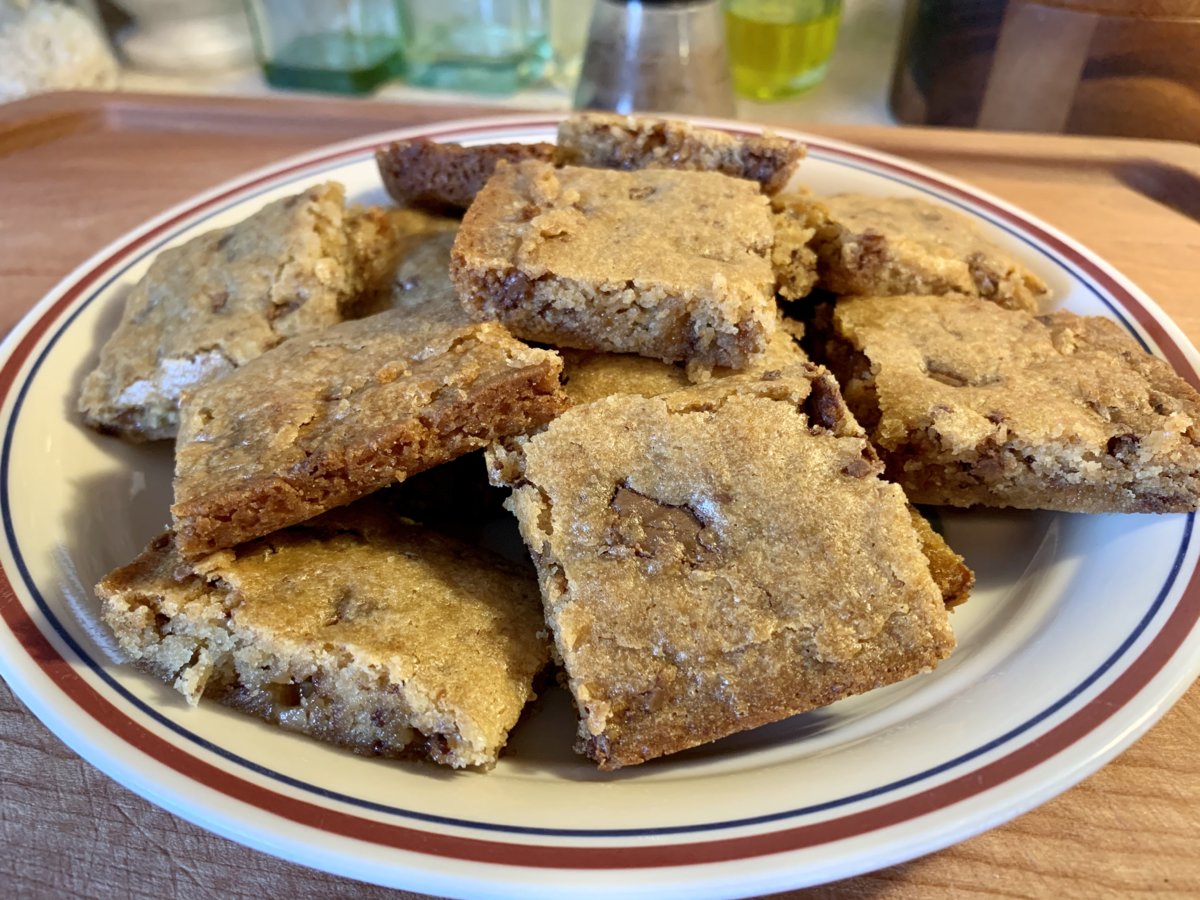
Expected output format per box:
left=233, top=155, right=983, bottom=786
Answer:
left=796, top=193, right=1049, bottom=311
left=171, top=308, right=569, bottom=558
left=450, top=160, right=777, bottom=368
left=823, top=294, right=1200, bottom=512
left=97, top=503, right=550, bottom=768
left=486, top=322, right=808, bottom=487
left=375, top=138, right=556, bottom=211
left=502, top=366, right=957, bottom=769
left=556, top=113, right=804, bottom=195
left=79, top=182, right=390, bottom=442
left=557, top=321, right=807, bottom=405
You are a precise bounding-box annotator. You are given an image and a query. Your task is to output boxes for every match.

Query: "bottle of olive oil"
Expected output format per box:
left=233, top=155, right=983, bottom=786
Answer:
left=724, top=0, right=842, bottom=101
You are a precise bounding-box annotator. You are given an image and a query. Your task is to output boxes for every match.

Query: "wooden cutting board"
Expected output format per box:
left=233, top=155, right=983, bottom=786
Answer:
left=1, top=91, right=1197, bottom=899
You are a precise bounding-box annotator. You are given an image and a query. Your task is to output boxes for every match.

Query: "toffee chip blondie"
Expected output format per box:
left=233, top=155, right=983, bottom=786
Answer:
left=79, top=183, right=395, bottom=442
left=499, top=366, right=958, bottom=769
left=783, top=193, right=1050, bottom=311
left=821, top=294, right=1200, bottom=512
left=170, top=307, right=569, bottom=558
left=98, top=502, right=550, bottom=768
left=451, top=159, right=777, bottom=368
left=556, top=112, right=804, bottom=195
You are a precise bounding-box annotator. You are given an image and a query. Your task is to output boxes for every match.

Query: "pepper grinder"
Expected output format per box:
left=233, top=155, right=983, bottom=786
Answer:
left=574, top=0, right=737, bottom=117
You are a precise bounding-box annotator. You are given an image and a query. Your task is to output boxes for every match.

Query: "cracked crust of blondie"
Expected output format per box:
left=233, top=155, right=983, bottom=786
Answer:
left=909, top=507, right=973, bottom=609
left=555, top=113, right=804, bottom=195
left=170, top=308, right=570, bottom=558
left=771, top=192, right=823, bottom=301
left=450, top=160, right=777, bottom=368
left=78, top=183, right=384, bottom=442
left=485, top=322, right=808, bottom=487
left=97, top=502, right=550, bottom=768
left=804, top=194, right=1049, bottom=312
left=375, top=138, right=556, bottom=211
left=824, top=294, right=1200, bottom=512
left=501, top=366, right=957, bottom=769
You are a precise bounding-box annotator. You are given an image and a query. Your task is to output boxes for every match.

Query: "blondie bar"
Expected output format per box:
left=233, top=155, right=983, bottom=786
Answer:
left=823, top=294, right=1200, bottom=512
left=800, top=194, right=1049, bottom=311
left=450, top=160, right=777, bottom=368
left=98, top=503, right=550, bottom=768
left=376, top=138, right=556, bottom=211
left=171, top=307, right=569, bottom=558
left=502, top=366, right=957, bottom=769
left=79, top=182, right=382, bottom=441
left=556, top=113, right=804, bottom=195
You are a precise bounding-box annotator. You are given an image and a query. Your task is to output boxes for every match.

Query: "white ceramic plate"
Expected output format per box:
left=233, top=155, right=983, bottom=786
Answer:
left=1, top=116, right=1199, bottom=899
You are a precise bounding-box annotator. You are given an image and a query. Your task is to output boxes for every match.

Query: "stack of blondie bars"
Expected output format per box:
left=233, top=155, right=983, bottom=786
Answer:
left=81, top=112, right=1200, bottom=771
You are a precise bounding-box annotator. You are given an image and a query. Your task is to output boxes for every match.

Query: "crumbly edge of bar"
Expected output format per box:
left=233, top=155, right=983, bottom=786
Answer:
left=501, top=373, right=954, bottom=768
left=78, top=184, right=354, bottom=443
left=771, top=194, right=825, bottom=301
left=908, top=507, right=973, bottom=609
left=375, top=139, right=556, bottom=211
left=555, top=115, right=804, bottom=194
left=819, top=312, right=1200, bottom=513
left=96, top=534, right=501, bottom=767
left=450, top=257, right=773, bottom=369
left=171, top=357, right=568, bottom=558
left=812, top=221, right=1043, bottom=312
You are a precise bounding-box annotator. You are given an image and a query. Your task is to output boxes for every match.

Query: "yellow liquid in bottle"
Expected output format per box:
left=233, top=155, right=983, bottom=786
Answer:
left=724, top=0, right=842, bottom=101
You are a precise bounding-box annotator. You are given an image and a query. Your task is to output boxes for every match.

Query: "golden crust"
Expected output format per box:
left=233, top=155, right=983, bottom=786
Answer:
left=503, top=365, right=956, bottom=769
left=98, top=503, right=550, bottom=768
left=171, top=308, right=569, bottom=558
left=556, top=113, right=805, bottom=195
left=451, top=159, right=777, bottom=368
left=827, top=294, right=1200, bottom=512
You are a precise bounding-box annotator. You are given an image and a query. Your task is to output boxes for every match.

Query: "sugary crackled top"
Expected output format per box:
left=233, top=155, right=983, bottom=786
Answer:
left=510, top=368, right=953, bottom=734
left=462, top=159, right=775, bottom=301
left=835, top=294, right=1200, bottom=460
left=820, top=193, right=1048, bottom=304
left=192, top=503, right=550, bottom=728
left=79, top=183, right=355, bottom=432
left=556, top=113, right=805, bottom=195
left=173, top=307, right=562, bottom=505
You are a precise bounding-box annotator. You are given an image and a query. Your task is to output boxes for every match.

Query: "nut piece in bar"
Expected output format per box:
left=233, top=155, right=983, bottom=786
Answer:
left=170, top=307, right=570, bottom=559
left=502, top=366, right=958, bottom=769
left=556, top=112, right=804, bottom=195
left=375, top=137, right=556, bottom=211
left=79, top=182, right=398, bottom=442
left=97, top=502, right=551, bottom=768
left=451, top=160, right=777, bottom=368
left=822, top=294, right=1200, bottom=512
left=798, top=193, right=1049, bottom=311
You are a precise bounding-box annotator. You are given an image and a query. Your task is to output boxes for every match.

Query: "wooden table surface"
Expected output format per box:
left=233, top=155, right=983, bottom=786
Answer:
left=1, top=92, right=1198, bottom=899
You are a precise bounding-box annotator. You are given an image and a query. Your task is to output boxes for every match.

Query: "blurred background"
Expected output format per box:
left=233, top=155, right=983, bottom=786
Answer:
left=1, top=0, right=1197, bottom=140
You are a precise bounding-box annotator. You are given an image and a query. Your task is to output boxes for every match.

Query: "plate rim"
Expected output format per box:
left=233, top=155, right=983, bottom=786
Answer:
left=1, top=113, right=1199, bottom=895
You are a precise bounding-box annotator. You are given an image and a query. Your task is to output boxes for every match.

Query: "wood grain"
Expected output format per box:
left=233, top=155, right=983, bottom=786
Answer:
left=0, top=92, right=1198, bottom=899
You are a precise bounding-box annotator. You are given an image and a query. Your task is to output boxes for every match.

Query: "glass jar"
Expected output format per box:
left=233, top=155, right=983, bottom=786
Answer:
left=723, top=0, right=842, bottom=101
left=245, top=0, right=405, bottom=95
left=574, top=0, right=737, bottom=117
left=398, top=0, right=551, bottom=94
